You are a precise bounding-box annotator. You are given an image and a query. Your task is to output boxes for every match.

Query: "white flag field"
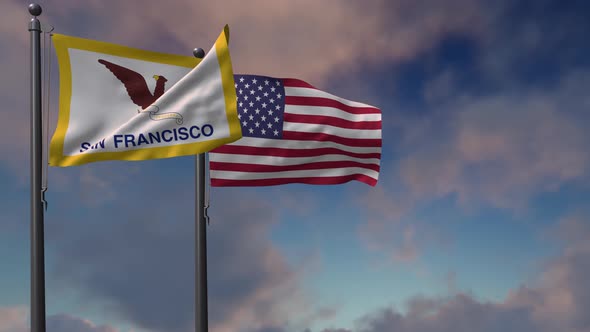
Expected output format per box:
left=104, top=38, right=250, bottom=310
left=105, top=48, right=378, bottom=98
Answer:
left=50, top=25, right=241, bottom=167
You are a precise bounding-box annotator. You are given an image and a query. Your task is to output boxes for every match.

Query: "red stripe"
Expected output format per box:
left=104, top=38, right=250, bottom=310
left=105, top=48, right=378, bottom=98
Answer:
left=283, top=131, right=382, bottom=147
left=210, top=145, right=381, bottom=159
left=210, top=161, right=380, bottom=173
left=281, top=78, right=318, bottom=89
left=284, top=113, right=382, bottom=130
left=211, top=174, right=378, bottom=187
left=285, top=96, right=380, bottom=115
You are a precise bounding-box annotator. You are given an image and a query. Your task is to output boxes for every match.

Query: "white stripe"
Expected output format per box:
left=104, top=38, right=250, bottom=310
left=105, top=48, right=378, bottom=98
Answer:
left=219, top=137, right=381, bottom=154
left=283, top=122, right=382, bottom=139
left=284, top=105, right=382, bottom=122
left=209, top=152, right=380, bottom=166
left=210, top=167, right=379, bottom=180
left=285, top=87, right=377, bottom=109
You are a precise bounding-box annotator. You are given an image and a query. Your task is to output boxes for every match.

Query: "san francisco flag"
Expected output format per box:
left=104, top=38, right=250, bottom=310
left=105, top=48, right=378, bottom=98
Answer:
left=49, top=25, right=241, bottom=167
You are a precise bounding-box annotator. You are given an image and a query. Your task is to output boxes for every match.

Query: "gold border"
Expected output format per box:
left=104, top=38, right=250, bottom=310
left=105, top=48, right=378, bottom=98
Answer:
left=215, top=25, right=242, bottom=147
left=50, top=28, right=240, bottom=167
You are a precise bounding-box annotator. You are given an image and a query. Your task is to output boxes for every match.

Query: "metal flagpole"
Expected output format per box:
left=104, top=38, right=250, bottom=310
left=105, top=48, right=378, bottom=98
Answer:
left=28, top=3, right=46, bottom=332
left=193, top=47, right=208, bottom=332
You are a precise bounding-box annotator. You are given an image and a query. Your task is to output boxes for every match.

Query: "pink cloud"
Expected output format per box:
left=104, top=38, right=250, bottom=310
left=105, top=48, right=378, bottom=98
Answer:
left=45, top=0, right=485, bottom=84
left=398, top=71, right=590, bottom=211
left=0, top=307, right=118, bottom=332
left=0, top=307, right=27, bottom=332
left=356, top=70, right=590, bottom=265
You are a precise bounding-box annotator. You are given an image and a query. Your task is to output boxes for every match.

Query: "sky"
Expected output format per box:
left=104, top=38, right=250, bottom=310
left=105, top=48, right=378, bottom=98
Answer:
left=1, top=0, right=590, bottom=331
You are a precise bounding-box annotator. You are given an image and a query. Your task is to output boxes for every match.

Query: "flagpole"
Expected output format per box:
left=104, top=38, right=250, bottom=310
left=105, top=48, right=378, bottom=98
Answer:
left=193, top=48, right=208, bottom=332
left=195, top=153, right=208, bottom=332
left=28, top=3, right=46, bottom=332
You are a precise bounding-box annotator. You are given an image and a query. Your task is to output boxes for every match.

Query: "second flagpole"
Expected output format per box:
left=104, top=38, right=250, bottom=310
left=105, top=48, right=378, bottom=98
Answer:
left=193, top=48, right=208, bottom=332
left=195, top=153, right=208, bottom=332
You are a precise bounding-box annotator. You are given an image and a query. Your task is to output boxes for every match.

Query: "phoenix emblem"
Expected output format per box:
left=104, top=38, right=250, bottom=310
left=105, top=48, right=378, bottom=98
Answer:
left=98, top=59, right=183, bottom=124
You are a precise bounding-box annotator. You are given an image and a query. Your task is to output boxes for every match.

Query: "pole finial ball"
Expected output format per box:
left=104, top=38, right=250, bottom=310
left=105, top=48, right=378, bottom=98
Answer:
left=193, top=48, right=205, bottom=59
left=28, top=3, right=42, bottom=16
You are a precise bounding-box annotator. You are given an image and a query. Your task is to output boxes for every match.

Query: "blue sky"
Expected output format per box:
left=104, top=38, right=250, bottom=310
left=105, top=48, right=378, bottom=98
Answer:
left=1, top=1, right=590, bottom=332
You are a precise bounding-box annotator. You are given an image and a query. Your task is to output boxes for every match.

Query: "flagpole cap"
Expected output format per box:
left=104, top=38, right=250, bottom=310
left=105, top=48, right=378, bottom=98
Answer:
left=193, top=48, right=205, bottom=59
left=28, top=3, right=42, bottom=16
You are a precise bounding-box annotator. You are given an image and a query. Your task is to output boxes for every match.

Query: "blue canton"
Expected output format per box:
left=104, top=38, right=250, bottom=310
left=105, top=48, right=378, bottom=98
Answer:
left=233, top=75, right=285, bottom=139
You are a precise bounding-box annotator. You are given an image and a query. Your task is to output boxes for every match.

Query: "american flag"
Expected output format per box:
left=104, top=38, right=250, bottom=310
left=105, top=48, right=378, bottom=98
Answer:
left=209, top=75, right=382, bottom=186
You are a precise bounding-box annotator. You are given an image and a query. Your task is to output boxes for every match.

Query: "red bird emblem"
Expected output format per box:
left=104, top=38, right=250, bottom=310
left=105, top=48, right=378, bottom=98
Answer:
left=98, top=59, right=168, bottom=110
left=98, top=59, right=183, bottom=124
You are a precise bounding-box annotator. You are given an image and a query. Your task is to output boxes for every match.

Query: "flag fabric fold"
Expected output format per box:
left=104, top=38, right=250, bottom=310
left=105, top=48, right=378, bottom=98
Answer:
left=209, top=75, right=382, bottom=186
left=50, top=25, right=241, bottom=167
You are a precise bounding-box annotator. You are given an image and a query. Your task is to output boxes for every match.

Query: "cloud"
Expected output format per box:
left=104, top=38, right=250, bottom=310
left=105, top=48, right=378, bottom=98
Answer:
left=47, top=314, right=119, bottom=332
left=0, top=307, right=27, bottom=332
left=474, top=1, right=590, bottom=85
left=46, top=179, right=313, bottom=332
left=357, top=68, right=590, bottom=266
left=504, top=215, right=590, bottom=330
left=357, top=187, right=408, bottom=261
left=320, top=214, right=590, bottom=332
left=41, top=0, right=488, bottom=84
left=356, top=183, right=450, bottom=265
left=0, top=307, right=118, bottom=332
left=0, top=1, right=36, bottom=174
left=398, top=70, right=590, bottom=211
left=351, top=294, right=539, bottom=332
left=348, top=1, right=590, bottom=264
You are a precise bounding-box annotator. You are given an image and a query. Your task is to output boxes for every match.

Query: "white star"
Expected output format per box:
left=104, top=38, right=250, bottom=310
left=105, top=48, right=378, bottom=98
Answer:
left=256, top=96, right=261, bottom=101
left=268, top=110, right=274, bottom=115
left=271, top=87, right=276, bottom=92
left=262, top=102, right=267, bottom=108
left=239, top=77, right=245, bottom=82
left=275, top=105, right=280, bottom=110
left=234, top=83, right=238, bottom=88
left=242, top=120, right=247, bottom=126
left=255, top=108, right=261, bottom=114
left=258, top=85, right=263, bottom=91
left=273, top=130, right=279, bottom=136
left=239, top=102, right=243, bottom=107
left=243, top=108, right=248, bottom=113
left=276, top=81, right=280, bottom=86
left=249, top=115, right=254, bottom=120
left=261, top=129, right=267, bottom=135
left=267, top=123, right=273, bottom=128
left=255, top=122, right=260, bottom=128
left=238, top=114, right=242, bottom=119
left=274, top=117, right=279, bottom=123
left=261, top=115, right=267, bottom=121
left=244, top=96, right=249, bottom=101
left=264, top=79, right=269, bottom=85
left=277, top=93, right=282, bottom=99
left=248, top=128, right=254, bottom=134
left=269, top=98, right=275, bottom=104
left=252, top=78, right=257, bottom=84
left=245, top=83, right=250, bottom=88
left=250, top=90, right=255, bottom=95
left=264, top=92, right=269, bottom=97
left=239, top=89, right=243, bottom=95
left=249, top=102, right=254, bottom=107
